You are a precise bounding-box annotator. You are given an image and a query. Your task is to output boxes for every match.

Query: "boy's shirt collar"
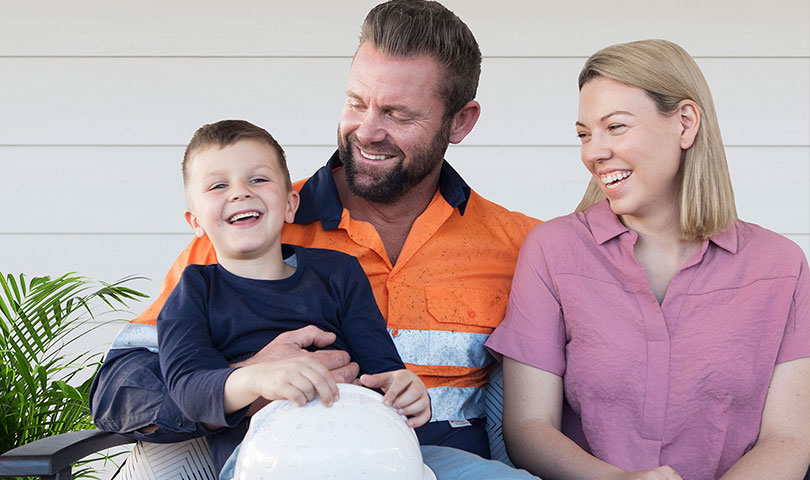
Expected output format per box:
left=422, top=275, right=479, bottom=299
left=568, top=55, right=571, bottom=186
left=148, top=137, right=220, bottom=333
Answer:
left=294, top=150, right=471, bottom=230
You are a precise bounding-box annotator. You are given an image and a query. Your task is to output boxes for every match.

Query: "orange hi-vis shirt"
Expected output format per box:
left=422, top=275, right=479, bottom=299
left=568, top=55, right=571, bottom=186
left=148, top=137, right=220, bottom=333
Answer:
left=136, top=152, right=539, bottom=422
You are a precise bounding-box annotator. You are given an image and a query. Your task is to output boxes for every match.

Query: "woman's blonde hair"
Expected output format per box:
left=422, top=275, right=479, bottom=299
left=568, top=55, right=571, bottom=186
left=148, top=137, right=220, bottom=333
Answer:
left=575, top=39, right=737, bottom=240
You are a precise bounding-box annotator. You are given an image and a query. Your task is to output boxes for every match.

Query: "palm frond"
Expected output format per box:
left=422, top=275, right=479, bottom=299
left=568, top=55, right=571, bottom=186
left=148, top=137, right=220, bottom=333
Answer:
left=0, top=271, right=145, bottom=479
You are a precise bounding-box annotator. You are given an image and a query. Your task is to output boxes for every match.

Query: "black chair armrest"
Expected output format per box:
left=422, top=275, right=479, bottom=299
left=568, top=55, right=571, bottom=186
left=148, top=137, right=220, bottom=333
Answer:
left=0, top=429, right=133, bottom=478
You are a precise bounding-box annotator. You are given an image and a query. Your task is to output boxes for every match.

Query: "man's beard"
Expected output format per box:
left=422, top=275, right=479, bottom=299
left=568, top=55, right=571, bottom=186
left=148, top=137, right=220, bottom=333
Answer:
left=338, top=119, right=451, bottom=204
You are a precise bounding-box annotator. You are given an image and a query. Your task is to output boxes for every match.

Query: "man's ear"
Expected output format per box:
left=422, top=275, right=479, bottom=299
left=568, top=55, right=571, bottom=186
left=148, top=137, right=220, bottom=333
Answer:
left=184, top=210, right=207, bottom=238
left=678, top=100, right=701, bottom=150
left=448, top=100, right=481, bottom=144
left=284, top=190, right=300, bottom=224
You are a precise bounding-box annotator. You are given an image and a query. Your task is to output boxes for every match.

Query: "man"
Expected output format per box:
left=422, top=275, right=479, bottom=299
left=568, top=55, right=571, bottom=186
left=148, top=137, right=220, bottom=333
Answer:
left=91, top=1, right=539, bottom=477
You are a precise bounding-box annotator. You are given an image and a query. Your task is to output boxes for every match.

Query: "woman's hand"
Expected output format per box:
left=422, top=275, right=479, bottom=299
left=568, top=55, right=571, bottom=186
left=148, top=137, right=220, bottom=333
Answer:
left=360, top=369, right=431, bottom=428
left=614, top=466, right=683, bottom=480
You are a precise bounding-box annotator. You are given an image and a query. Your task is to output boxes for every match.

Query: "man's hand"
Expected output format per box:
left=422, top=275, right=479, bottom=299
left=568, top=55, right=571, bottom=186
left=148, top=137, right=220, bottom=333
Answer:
left=233, top=325, right=359, bottom=383
left=232, top=326, right=358, bottom=415
left=360, top=369, right=431, bottom=428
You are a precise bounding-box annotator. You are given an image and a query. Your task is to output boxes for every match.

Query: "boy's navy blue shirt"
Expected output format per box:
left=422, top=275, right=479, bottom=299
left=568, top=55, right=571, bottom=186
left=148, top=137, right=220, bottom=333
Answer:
left=156, top=244, right=405, bottom=473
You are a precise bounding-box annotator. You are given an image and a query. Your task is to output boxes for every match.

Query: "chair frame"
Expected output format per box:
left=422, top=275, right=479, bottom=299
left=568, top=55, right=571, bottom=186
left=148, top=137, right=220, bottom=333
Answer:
left=0, top=430, right=132, bottom=480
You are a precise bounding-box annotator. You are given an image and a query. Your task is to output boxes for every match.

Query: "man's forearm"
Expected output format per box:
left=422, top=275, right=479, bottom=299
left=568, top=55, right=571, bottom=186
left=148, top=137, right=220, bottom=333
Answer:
left=90, top=346, right=209, bottom=443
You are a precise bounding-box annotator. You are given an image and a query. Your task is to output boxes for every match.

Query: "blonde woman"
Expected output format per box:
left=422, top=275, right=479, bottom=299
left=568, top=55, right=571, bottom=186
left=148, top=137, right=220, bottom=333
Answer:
left=486, top=40, right=809, bottom=480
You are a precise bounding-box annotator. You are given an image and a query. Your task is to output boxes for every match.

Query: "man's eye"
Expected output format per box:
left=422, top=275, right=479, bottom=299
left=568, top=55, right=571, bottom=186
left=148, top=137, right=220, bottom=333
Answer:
left=389, top=113, right=412, bottom=124
left=348, top=100, right=366, bottom=111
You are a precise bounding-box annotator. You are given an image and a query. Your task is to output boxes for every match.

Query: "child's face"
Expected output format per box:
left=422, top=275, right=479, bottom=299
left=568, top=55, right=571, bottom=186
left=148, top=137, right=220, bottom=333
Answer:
left=184, top=140, right=299, bottom=262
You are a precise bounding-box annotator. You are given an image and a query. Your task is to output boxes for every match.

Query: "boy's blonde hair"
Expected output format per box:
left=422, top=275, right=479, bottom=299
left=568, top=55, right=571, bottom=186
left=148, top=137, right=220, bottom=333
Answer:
left=183, top=120, right=291, bottom=191
left=576, top=39, right=737, bottom=240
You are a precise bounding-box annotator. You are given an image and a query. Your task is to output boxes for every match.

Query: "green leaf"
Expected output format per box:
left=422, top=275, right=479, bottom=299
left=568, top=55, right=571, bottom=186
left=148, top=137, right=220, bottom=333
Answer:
left=0, top=271, right=145, bottom=479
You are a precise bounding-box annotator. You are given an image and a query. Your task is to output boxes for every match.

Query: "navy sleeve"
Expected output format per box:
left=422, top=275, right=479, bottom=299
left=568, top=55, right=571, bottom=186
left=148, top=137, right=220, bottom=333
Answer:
left=339, top=258, right=405, bottom=374
left=157, top=267, right=247, bottom=427
left=89, top=346, right=211, bottom=443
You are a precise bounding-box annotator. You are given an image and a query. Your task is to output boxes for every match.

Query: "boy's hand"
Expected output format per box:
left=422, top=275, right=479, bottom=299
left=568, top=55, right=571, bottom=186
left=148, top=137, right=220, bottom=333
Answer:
left=225, top=356, right=339, bottom=413
left=360, top=369, right=431, bottom=428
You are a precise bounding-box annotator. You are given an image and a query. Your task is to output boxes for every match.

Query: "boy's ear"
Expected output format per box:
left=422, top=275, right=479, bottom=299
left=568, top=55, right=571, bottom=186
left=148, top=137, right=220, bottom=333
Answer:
left=284, top=190, right=300, bottom=224
left=184, top=210, right=207, bottom=238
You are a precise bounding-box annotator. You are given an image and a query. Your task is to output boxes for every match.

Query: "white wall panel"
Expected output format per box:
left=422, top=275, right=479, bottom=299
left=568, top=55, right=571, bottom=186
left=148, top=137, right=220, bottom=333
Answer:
left=1, top=58, right=808, bottom=146
left=4, top=146, right=807, bottom=236
left=0, top=234, right=192, bottom=306
left=2, top=1, right=807, bottom=57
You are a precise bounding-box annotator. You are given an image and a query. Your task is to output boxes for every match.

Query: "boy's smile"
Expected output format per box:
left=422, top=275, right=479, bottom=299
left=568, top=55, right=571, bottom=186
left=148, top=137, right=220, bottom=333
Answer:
left=183, top=139, right=299, bottom=269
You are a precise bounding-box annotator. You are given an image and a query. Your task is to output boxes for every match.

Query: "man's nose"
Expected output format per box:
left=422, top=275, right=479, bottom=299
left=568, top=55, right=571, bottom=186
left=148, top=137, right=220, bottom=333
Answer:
left=354, top=110, right=387, bottom=145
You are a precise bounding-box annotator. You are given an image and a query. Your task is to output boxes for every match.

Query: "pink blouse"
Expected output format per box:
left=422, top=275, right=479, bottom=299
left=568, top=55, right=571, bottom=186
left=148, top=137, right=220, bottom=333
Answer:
left=486, top=200, right=809, bottom=479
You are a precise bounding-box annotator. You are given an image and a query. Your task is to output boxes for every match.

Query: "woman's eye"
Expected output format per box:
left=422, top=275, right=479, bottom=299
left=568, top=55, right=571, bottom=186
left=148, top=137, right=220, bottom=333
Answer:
left=607, top=124, right=626, bottom=132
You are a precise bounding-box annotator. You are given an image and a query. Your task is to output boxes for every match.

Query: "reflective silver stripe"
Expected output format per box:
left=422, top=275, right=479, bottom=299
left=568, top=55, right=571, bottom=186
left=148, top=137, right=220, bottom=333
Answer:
left=111, top=323, right=158, bottom=352
left=428, top=386, right=485, bottom=421
left=389, top=328, right=491, bottom=368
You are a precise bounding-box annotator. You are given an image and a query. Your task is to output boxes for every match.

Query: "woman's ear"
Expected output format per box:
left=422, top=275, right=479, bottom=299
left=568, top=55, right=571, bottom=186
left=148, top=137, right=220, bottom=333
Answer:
left=678, top=100, right=701, bottom=150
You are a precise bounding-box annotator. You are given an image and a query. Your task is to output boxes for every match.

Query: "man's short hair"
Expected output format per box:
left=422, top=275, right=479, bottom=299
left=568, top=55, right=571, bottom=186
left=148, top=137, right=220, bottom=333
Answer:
left=183, top=119, right=291, bottom=190
left=359, top=0, right=481, bottom=118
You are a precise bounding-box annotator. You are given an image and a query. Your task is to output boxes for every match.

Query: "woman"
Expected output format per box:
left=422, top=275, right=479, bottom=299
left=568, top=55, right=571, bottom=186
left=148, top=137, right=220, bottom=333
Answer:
left=485, top=39, right=809, bottom=480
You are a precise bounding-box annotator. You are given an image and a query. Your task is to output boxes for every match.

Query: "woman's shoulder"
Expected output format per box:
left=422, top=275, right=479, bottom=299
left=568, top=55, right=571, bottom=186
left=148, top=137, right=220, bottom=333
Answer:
left=733, top=220, right=805, bottom=257
left=527, top=210, right=588, bottom=239
left=730, top=219, right=808, bottom=273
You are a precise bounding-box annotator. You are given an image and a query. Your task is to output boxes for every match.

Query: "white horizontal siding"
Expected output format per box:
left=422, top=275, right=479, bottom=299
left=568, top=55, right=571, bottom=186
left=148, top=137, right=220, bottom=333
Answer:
left=1, top=57, right=807, bottom=146
left=1, top=0, right=807, bottom=57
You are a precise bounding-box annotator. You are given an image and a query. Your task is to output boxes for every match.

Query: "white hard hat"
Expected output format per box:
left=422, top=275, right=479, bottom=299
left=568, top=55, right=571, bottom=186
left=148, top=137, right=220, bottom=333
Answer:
left=233, top=383, right=436, bottom=480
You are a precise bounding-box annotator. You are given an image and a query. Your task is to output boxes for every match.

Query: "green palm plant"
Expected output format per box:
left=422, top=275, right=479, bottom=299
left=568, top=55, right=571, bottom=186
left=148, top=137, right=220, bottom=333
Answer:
left=0, top=271, right=147, bottom=478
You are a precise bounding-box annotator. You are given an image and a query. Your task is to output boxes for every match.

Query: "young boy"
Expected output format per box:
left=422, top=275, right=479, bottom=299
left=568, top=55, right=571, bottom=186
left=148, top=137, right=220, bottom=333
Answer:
left=156, top=120, right=430, bottom=474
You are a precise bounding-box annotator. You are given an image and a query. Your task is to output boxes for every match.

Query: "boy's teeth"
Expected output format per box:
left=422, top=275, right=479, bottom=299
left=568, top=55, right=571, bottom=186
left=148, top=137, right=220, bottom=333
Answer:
left=229, top=212, right=260, bottom=223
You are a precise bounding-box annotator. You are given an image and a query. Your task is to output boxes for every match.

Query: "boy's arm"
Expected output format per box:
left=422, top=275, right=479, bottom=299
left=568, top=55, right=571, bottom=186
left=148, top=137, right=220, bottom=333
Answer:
left=338, top=258, right=405, bottom=374
left=338, top=258, right=430, bottom=426
left=157, top=268, right=246, bottom=428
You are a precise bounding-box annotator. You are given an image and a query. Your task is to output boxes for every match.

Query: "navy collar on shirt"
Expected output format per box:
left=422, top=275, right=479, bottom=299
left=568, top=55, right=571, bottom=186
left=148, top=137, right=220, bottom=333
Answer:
left=586, top=199, right=739, bottom=254
left=294, top=150, right=472, bottom=230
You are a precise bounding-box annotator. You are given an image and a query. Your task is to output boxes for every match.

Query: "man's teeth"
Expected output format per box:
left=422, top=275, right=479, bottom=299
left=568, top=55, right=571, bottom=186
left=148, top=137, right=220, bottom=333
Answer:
left=601, top=171, right=632, bottom=185
left=228, top=212, right=260, bottom=223
left=359, top=149, right=389, bottom=160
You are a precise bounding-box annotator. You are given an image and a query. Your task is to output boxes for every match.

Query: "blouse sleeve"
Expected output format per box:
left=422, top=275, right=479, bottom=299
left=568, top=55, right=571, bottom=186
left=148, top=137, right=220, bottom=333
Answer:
left=485, top=224, right=567, bottom=376
left=775, top=251, right=810, bottom=364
